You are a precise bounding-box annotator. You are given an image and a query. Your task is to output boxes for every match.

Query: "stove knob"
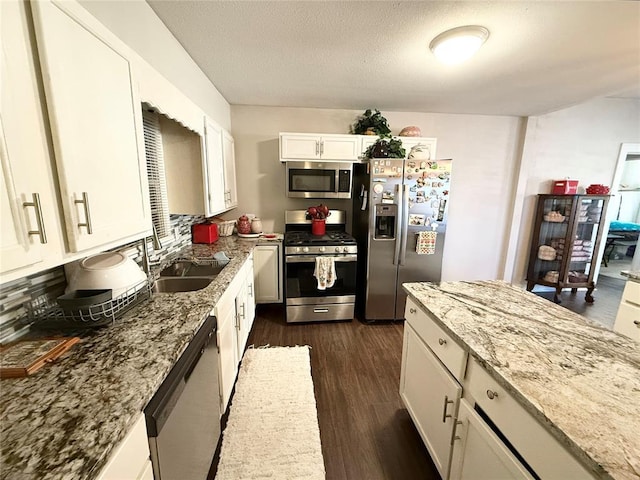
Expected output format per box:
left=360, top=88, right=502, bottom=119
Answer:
left=343, top=247, right=349, bottom=253
left=335, top=247, right=341, bottom=253
left=303, top=247, right=309, bottom=253
left=296, top=247, right=301, bottom=253
left=319, top=246, right=325, bottom=253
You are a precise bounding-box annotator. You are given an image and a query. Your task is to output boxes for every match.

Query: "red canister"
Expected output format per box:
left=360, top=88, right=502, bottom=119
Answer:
left=192, top=223, right=219, bottom=244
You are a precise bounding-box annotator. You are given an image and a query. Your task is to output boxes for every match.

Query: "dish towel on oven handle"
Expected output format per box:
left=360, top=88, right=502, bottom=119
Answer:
left=314, top=257, right=337, bottom=290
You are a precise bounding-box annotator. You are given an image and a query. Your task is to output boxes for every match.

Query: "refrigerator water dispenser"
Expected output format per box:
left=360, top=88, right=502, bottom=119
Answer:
left=374, top=204, right=396, bottom=239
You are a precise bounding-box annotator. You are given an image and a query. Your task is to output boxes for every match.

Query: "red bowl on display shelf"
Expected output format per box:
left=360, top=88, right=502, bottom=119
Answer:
left=585, top=184, right=610, bottom=195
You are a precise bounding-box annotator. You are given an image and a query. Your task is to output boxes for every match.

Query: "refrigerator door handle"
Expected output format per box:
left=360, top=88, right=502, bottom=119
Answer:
left=393, top=183, right=403, bottom=265
left=399, top=184, right=409, bottom=265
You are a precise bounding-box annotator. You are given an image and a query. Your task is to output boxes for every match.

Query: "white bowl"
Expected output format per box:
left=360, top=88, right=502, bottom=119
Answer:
left=67, top=252, right=146, bottom=298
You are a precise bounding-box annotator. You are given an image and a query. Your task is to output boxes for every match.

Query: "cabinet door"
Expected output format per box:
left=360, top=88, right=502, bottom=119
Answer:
left=400, top=323, right=461, bottom=479
left=216, top=293, right=238, bottom=413
left=235, top=274, right=249, bottom=356
left=32, top=0, right=151, bottom=252
left=614, top=300, right=640, bottom=342
left=280, top=134, right=320, bottom=159
left=450, top=401, right=533, bottom=480
left=320, top=135, right=360, bottom=160
left=222, top=130, right=238, bottom=209
left=0, top=0, right=61, bottom=275
left=244, top=255, right=256, bottom=328
left=254, top=244, right=282, bottom=303
left=96, top=413, right=150, bottom=480
left=204, top=119, right=226, bottom=215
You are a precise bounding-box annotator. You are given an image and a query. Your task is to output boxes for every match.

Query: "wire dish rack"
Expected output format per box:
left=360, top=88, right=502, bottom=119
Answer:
left=28, top=279, right=152, bottom=329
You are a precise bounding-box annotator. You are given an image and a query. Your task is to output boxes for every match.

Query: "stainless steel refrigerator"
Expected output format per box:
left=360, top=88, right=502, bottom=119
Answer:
left=352, top=157, right=452, bottom=321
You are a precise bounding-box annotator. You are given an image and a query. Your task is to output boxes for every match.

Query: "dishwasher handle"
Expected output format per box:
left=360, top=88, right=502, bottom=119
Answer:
left=144, top=315, right=216, bottom=437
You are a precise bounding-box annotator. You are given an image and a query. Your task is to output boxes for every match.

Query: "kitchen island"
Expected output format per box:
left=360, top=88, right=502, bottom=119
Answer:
left=0, top=236, right=257, bottom=479
left=403, top=280, right=640, bottom=480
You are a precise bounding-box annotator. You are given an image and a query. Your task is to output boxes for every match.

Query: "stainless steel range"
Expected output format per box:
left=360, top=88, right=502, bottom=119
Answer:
left=284, top=210, right=357, bottom=323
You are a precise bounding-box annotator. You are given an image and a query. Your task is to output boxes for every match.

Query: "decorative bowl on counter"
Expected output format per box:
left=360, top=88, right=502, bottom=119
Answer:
left=67, top=252, right=146, bottom=297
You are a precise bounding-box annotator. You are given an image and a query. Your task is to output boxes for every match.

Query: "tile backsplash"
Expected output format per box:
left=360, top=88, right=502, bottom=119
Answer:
left=0, top=214, right=205, bottom=344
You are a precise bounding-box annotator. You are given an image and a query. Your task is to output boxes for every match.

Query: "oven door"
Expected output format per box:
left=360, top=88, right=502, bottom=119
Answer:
left=286, top=161, right=352, bottom=199
left=285, top=254, right=357, bottom=322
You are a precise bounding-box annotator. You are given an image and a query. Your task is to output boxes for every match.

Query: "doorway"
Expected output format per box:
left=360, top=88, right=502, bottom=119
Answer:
left=597, top=143, right=640, bottom=280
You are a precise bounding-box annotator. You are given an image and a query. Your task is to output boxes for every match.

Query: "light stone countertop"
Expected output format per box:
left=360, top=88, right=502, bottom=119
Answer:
left=403, top=280, right=640, bottom=480
left=0, top=236, right=260, bottom=480
left=621, top=270, right=640, bottom=282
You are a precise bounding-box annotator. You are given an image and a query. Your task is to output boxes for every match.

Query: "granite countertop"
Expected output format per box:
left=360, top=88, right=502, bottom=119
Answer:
left=0, top=236, right=260, bottom=480
left=621, top=270, right=640, bottom=282
left=403, top=280, right=640, bottom=480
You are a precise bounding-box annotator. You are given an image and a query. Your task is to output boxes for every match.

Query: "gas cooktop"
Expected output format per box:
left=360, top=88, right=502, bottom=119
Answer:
left=284, top=231, right=357, bottom=246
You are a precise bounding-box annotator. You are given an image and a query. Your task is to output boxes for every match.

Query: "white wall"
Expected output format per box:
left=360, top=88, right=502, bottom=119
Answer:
left=230, top=106, right=523, bottom=281
left=508, top=97, right=640, bottom=284
left=78, top=0, right=230, bottom=130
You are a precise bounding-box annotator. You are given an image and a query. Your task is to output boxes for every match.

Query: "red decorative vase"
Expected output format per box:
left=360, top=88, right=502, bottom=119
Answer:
left=311, top=218, right=326, bottom=236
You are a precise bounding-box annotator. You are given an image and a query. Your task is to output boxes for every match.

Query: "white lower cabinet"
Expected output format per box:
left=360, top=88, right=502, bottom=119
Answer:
left=96, top=413, right=150, bottom=480
left=402, top=297, right=595, bottom=480
left=254, top=244, right=283, bottom=303
left=400, top=323, right=461, bottom=479
left=215, top=254, right=255, bottom=414
left=614, top=279, right=640, bottom=342
left=449, top=400, right=533, bottom=480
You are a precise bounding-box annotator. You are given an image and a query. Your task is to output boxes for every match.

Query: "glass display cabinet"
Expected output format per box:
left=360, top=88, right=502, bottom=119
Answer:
left=526, top=194, right=610, bottom=303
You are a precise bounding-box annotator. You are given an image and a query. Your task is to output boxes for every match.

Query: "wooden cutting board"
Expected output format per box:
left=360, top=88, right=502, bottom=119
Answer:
left=0, top=337, right=80, bottom=379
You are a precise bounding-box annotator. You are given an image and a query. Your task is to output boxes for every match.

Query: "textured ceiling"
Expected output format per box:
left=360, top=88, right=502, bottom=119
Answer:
left=146, top=0, right=640, bottom=117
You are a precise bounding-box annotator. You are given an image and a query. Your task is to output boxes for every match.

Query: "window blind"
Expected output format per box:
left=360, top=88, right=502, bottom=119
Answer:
left=142, top=110, right=170, bottom=239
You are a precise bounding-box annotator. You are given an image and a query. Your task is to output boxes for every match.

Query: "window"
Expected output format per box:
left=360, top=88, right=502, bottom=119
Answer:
left=142, top=108, right=170, bottom=238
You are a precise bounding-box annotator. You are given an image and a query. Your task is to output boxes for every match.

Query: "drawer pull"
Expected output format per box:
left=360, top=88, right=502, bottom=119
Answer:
left=409, top=308, right=417, bottom=314
left=313, top=308, right=329, bottom=313
left=442, top=395, right=454, bottom=423
left=438, top=338, right=447, bottom=345
left=486, top=389, right=499, bottom=400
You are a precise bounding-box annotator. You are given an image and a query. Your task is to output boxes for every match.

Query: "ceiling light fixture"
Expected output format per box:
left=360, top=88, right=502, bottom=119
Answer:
left=429, top=25, right=489, bottom=65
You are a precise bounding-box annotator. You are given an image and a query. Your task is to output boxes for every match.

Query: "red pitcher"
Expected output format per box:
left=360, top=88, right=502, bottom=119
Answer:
left=311, top=218, right=326, bottom=236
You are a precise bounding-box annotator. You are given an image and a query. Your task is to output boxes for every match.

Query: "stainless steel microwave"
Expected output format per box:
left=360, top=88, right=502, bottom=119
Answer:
left=286, top=161, right=353, bottom=199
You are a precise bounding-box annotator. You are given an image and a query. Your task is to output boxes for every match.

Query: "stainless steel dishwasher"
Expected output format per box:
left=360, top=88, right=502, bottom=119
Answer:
left=145, top=315, right=221, bottom=480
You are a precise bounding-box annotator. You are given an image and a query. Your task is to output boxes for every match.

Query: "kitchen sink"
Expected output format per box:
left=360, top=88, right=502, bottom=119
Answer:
left=159, top=261, right=228, bottom=278
left=152, top=276, right=214, bottom=293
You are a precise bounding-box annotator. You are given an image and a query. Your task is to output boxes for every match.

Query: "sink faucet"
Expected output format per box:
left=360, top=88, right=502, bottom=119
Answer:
left=141, top=225, right=163, bottom=276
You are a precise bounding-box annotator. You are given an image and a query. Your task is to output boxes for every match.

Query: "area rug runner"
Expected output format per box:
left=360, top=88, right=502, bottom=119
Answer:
left=216, top=346, right=326, bottom=479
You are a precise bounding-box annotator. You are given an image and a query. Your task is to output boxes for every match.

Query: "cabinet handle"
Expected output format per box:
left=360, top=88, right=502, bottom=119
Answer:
left=315, top=141, right=320, bottom=156
left=22, top=193, right=47, bottom=244
left=452, top=420, right=463, bottom=443
left=409, top=308, right=416, bottom=314
left=442, top=395, right=454, bottom=423
left=320, top=141, right=324, bottom=155
left=486, top=389, right=499, bottom=400
left=248, top=283, right=253, bottom=296
left=313, top=308, right=329, bottom=313
left=74, top=192, right=93, bottom=234
left=438, top=338, right=447, bottom=346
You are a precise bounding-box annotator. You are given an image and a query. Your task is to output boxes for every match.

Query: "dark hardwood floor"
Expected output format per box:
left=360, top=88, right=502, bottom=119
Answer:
left=240, top=278, right=623, bottom=480
left=246, top=305, right=440, bottom=480
left=531, top=274, right=624, bottom=329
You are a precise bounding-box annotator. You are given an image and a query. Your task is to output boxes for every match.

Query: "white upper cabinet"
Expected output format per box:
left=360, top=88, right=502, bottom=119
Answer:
left=280, top=133, right=361, bottom=161
left=31, top=0, right=151, bottom=252
left=222, top=130, right=238, bottom=210
left=0, top=0, right=63, bottom=278
left=204, top=119, right=226, bottom=215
